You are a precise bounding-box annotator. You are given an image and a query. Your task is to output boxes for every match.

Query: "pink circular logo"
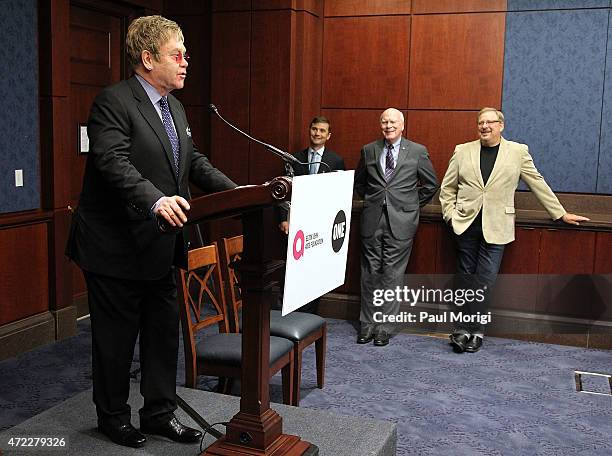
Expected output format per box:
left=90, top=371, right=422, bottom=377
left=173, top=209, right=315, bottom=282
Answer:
left=293, top=230, right=305, bottom=260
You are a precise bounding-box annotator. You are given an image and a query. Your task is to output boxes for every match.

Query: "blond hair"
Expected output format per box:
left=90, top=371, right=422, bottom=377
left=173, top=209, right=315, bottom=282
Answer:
left=126, top=15, right=184, bottom=69
left=478, top=107, right=505, bottom=123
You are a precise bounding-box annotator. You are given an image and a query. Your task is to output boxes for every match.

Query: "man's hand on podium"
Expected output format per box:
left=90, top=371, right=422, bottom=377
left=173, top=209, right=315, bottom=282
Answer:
left=154, top=195, right=190, bottom=229
left=279, top=221, right=289, bottom=235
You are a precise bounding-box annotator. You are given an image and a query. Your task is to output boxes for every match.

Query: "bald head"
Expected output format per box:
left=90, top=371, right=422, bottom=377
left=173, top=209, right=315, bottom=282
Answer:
left=380, top=108, right=405, bottom=143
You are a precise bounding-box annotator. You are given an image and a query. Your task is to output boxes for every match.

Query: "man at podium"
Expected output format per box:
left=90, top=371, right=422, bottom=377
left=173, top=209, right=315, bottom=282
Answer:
left=66, top=15, right=236, bottom=448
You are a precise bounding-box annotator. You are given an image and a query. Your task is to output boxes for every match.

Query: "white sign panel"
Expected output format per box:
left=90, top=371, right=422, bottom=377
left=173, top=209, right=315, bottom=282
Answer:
left=282, top=170, right=354, bottom=315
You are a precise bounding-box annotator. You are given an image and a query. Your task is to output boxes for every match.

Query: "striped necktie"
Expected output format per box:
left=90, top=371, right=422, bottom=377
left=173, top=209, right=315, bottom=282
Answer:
left=384, top=143, right=395, bottom=181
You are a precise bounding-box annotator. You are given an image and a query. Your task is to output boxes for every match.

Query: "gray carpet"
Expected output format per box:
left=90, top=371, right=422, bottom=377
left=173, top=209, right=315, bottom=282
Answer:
left=0, top=383, right=396, bottom=456
left=1, top=318, right=612, bottom=455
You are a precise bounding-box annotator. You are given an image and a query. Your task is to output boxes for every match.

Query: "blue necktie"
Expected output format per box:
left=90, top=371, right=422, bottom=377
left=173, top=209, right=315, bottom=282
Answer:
left=384, top=143, right=395, bottom=181
left=159, top=96, right=180, bottom=176
left=309, top=150, right=320, bottom=175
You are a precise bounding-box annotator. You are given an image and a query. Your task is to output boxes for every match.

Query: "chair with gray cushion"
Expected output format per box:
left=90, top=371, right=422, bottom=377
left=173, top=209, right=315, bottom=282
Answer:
left=178, top=242, right=295, bottom=405
left=221, top=235, right=326, bottom=405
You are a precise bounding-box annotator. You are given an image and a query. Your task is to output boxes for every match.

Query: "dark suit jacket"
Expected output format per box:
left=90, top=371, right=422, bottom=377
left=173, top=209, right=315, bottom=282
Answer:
left=279, top=148, right=345, bottom=222
left=354, top=137, right=439, bottom=240
left=66, top=76, right=236, bottom=280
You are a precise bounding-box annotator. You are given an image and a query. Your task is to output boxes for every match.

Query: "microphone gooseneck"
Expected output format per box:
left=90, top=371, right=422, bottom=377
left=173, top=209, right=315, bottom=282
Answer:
left=209, top=104, right=301, bottom=167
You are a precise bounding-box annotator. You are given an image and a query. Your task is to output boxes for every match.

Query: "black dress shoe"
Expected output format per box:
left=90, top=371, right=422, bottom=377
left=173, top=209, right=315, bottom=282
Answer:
left=98, top=422, right=146, bottom=448
left=449, top=333, right=469, bottom=353
left=373, top=330, right=389, bottom=346
left=465, top=336, right=483, bottom=353
left=141, top=416, right=202, bottom=443
left=357, top=325, right=375, bottom=344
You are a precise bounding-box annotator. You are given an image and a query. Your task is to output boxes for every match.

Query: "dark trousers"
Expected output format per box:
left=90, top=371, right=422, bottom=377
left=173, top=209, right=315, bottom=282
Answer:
left=84, top=269, right=179, bottom=426
left=453, top=220, right=505, bottom=335
left=360, top=208, right=413, bottom=332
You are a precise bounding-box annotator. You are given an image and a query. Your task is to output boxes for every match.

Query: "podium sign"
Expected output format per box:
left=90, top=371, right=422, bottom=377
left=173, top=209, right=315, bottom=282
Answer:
left=283, top=170, right=354, bottom=315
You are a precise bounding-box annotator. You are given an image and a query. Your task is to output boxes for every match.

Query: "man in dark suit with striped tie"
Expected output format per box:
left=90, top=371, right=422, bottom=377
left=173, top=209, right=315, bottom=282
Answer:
left=354, top=108, right=439, bottom=346
left=66, top=15, right=236, bottom=448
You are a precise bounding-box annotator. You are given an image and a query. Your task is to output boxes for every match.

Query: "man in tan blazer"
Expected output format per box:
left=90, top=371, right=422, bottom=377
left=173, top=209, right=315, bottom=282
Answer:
left=439, top=107, right=588, bottom=353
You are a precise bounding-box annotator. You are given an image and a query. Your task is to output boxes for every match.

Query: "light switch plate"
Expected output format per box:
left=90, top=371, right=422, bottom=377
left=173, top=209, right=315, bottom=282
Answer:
left=15, top=169, right=23, bottom=187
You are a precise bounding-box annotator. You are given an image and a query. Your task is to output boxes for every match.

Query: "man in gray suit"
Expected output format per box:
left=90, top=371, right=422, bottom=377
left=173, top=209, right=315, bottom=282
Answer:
left=354, top=108, right=439, bottom=346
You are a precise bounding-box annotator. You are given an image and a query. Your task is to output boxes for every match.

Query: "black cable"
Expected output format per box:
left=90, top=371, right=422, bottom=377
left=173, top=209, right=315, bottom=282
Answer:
left=199, top=422, right=228, bottom=453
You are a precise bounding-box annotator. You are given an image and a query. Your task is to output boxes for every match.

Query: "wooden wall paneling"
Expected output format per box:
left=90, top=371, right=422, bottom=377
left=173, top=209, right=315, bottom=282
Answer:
left=538, top=229, right=595, bottom=274
left=491, top=274, right=539, bottom=313
left=163, top=0, right=210, bottom=15
left=322, top=16, right=410, bottom=109
left=40, top=97, right=71, bottom=209
left=39, top=0, right=70, bottom=210
left=406, top=110, right=479, bottom=181
left=435, top=222, right=456, bottom=273
left=590, top=273, right=612, bottom=322
left=172, top=14, right=211, bottom=108
left=320, top=109, right=396, bottom=169
left=536, top=274, right=601, bottom=320
left=409, top=13, right=505, bottom=109
left=72, top=261, right=87, bottom=301
left=39, top=1, right=74, bottom=333
left=126, top=0, right=162, bottom=11
left=70, top=6, right=120, bottom=87
left=184, top=105, right=206, bottom=163
left=69, top=6, right=122, bottom=205
left=39, top=96, right=55, bottom=210
left=0, top=224, right=49, bottom=326
left=250, top=0, right=322, bottom=16
left=594, top=231, right=612, bottom=273
left=212, top=0, right=252, bottom=12
left=67, top=4, right=126, bottom=309
left=336, top=214, right=361, bottom=294
left=493, top=227, right=540, bottom=313
left=536, top=230, right=597, bottom=320
left=249, top=10, right=294, bottom=184
left=324, top=0, right=411, bottom=17
left=253, top=0, right=296, bottom=10
left=51, top=97, right=72, bottom=208
left=590, top=232, right=611, bottom=322
left=172, top=12, right=212, bottom=190
left=407, top=221, right=438, bottom=273
left=291, top=9, right=323, bottom=151
left=50, top=208, right=77, bottom=338
left=211, top=11, right=251, bottom=185
left=500, top=227, right=540, bottom=274
left=69, top=85, right=104, bottom=204
left=38, top=0, right=70, bottom=98
left=412, top=0, right=506, bottom=14
left=295, top=0, right=323, bottom=16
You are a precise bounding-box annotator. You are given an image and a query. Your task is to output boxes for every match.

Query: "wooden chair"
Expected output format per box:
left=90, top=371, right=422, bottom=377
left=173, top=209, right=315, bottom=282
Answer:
left=221, top=235, right=327, bottom=405
left=178, top=242, right=295, bottom=405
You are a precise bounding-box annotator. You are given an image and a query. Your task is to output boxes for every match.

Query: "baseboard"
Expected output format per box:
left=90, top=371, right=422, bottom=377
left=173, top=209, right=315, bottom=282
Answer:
left=0, top=312, right=55, bottom=361
left=318, top=293, right=612, bottom=349
left=52, top=305, right=77, bottom=340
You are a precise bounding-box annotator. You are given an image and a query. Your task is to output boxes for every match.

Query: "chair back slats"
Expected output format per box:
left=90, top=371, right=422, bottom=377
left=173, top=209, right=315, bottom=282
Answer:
left=179, top=242, right=231, bottom=340
left=222, top=235, right=244, bottom=331
left=179, top=242, right=234, bottom=386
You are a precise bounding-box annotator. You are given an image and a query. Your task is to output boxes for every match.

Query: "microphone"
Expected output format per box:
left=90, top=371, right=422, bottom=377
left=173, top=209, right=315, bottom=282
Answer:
left=209, top=104, right=302, bottom=168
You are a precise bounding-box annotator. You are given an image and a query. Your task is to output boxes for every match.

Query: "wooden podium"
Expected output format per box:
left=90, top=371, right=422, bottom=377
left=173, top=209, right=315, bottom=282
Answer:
left=184, top=177, right=316, bottom=456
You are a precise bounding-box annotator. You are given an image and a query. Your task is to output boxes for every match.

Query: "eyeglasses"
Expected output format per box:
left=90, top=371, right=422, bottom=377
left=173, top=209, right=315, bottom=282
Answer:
left=478, top=120, right=500, bottom=127
left=155, top=50, right=190, bottom=63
